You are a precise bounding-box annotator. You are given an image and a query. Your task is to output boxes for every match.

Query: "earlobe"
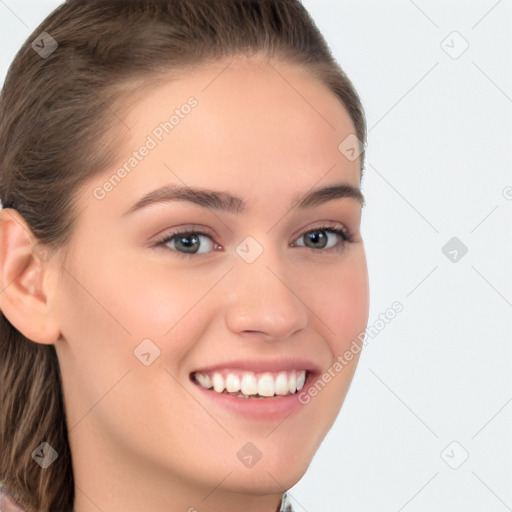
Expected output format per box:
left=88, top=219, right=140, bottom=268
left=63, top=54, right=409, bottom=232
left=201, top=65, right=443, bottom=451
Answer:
left=0, top=208, right=60, bottom=345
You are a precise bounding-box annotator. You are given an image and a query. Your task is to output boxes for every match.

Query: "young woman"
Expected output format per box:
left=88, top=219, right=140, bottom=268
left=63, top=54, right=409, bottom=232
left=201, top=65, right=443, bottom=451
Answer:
left=0, top=1, right=369, bottom=510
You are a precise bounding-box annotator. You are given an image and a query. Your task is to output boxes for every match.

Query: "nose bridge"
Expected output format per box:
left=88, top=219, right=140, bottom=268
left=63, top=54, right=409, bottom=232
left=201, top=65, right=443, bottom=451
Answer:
left=223, top=242, right=309, bottom=339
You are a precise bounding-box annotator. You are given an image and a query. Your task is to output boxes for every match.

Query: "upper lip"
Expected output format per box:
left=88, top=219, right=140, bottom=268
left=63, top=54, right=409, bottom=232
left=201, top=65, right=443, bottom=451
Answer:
left=190, top=358, right=323, bottom=376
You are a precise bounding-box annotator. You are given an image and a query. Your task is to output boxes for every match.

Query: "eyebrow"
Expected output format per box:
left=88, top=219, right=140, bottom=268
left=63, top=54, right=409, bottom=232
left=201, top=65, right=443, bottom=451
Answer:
left=123, top=182, right=365, bottom=216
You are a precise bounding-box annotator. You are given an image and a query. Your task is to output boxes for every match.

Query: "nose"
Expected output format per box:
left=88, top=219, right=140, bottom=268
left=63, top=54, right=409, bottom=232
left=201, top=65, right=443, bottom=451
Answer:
left=223, top=254, right=309, bottom=341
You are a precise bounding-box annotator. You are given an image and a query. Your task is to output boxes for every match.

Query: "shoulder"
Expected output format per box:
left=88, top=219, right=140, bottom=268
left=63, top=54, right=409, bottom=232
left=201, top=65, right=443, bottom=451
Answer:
left=0, top=482, right=27, bottom=512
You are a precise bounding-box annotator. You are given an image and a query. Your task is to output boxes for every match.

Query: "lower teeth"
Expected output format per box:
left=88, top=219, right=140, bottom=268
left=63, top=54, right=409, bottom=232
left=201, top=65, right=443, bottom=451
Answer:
left=222, top=390, right=290, bottom=399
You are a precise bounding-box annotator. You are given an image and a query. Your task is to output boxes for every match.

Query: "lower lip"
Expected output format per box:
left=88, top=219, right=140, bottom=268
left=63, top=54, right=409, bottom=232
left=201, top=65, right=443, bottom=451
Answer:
left=191, top=374, right=313, bottom=422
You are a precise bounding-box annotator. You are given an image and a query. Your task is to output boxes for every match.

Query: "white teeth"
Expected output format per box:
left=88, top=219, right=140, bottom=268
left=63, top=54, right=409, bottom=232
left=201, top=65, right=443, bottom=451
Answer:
left=257, top=373, right=275, bottom=397
left=296, top=370, right=306, bottom=391
left=288, top=372, right=297, bottom=394
left=225, top=373, right=241, bottom=393
left=195, top=373, right=212, bottom=389
left=194, top=369, right=308, bottom=398
left=212, top=372, right=225, bottom=393
left=241, top=373, right=258, bottom=395
left=275, top=371, right=289, bottom=396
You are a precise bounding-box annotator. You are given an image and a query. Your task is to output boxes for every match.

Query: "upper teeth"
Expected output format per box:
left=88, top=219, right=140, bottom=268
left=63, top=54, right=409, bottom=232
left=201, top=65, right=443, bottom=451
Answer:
left=194, top=370, right=307, bottom=397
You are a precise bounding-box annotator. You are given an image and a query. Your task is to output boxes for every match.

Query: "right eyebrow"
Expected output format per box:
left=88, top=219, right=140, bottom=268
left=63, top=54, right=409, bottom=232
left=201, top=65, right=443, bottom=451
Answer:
left=123, top=182, right=365, bottom=217
left=123, top=185, right=245, bottom=216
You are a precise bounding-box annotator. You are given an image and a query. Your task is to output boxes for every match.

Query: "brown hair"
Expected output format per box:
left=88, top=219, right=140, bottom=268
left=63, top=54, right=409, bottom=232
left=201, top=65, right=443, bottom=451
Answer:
left=0, top=1, right=366, bottom=510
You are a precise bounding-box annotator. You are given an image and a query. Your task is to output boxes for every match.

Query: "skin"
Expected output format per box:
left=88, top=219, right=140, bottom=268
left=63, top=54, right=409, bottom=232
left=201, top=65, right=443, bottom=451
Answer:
left=0, top=56, right=369, bottom=512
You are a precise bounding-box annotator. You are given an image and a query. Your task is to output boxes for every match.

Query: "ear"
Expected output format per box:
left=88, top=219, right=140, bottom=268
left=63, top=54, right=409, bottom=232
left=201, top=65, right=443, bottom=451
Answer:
left=0, top=208, right=60, bottom=344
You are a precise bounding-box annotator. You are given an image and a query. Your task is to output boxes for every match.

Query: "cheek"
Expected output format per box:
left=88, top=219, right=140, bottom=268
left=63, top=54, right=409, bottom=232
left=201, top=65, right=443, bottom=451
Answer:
left=304, top=248, right=370, bottom=353
left=108, top=261, right=226, bottom=342
left=296, top=252, right=368, bottom=445
left=57, top=253, right=227, bottom=367
left=55, top=254, right=226, bottom=466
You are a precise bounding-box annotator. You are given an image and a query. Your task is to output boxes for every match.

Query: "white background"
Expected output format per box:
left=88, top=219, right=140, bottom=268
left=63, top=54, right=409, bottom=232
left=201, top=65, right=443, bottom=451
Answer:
left=1, top=1, right=511, bottom=511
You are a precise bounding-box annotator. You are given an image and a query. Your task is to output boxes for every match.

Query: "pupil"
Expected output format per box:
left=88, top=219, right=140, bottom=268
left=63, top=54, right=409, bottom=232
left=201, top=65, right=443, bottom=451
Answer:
left=306, top=231, right=327, bottom=249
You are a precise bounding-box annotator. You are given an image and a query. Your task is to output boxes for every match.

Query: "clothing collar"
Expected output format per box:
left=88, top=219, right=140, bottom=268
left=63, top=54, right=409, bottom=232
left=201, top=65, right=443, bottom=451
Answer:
left=279, top=492, right=294, bottom=512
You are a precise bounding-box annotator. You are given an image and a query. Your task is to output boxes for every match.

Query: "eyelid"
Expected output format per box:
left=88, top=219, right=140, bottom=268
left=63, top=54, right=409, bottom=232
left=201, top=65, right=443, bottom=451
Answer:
left=150, top=224, right=217, bottom=244
left=292, top=222, right=352, bottom=242
left=152, top=227, right=220, bottom=254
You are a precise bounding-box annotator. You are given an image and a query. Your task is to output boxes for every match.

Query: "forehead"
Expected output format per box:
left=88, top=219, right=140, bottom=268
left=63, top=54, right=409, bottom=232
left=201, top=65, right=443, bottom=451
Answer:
left=85, top=58, right=361, bottom=215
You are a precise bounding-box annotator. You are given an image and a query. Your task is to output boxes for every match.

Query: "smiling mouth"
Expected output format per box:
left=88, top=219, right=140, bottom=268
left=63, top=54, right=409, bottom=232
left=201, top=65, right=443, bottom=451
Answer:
left=191, top=369, right=307, bottom=399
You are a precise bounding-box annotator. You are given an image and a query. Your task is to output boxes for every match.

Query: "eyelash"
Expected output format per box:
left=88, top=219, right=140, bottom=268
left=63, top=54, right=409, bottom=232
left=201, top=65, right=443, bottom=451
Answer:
left=153, top=224, right=354, bottom=258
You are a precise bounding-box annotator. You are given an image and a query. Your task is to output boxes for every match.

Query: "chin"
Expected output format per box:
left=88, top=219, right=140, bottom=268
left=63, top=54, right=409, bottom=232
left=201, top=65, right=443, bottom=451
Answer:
left=224, top=460, right=310, bottom=496
left=233, top=442, right=316, bottom=493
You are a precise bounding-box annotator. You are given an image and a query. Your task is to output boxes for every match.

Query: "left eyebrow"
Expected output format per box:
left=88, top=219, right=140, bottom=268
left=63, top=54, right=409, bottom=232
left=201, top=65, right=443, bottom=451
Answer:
left=294, top=183, right=365, bottom=209
left=123, top=182, right=365, bottom=217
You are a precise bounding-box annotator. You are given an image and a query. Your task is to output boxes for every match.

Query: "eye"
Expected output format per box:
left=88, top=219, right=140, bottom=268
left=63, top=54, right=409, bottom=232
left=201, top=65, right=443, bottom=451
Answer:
left=155, top=229, right=218, bottom=255
left=153, top=224, right=353, bottom=257
left=292, top=226, right=352, bottom=251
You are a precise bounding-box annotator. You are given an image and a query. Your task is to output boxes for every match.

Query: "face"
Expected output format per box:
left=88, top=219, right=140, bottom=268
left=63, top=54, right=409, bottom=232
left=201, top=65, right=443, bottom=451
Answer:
left=50, top=57, right=369, bottom=508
